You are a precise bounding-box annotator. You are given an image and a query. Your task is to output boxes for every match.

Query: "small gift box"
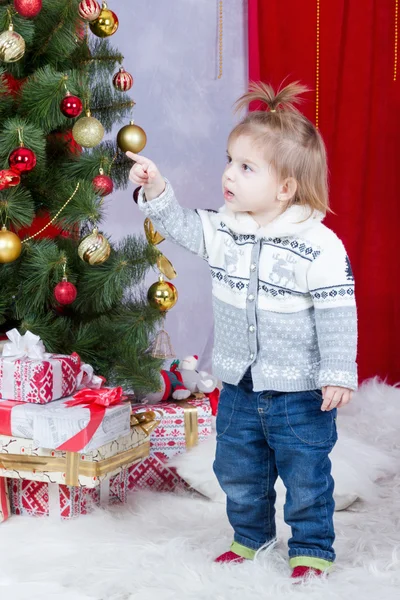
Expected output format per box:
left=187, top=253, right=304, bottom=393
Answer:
left=0, top=329, right=84, bottom=404
left=128, top=398, right=212, bottom=493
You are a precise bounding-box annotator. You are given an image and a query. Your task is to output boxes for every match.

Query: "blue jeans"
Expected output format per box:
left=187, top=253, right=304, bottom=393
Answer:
left=213, top=369, right=338, bottom=563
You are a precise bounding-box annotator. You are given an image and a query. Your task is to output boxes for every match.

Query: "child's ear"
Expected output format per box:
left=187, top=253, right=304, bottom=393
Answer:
left=277, top=177, right=297, bottom=202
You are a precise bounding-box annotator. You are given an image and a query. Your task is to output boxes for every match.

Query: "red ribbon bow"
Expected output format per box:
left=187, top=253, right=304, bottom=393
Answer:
left=56, top=387, right=126, bottom=452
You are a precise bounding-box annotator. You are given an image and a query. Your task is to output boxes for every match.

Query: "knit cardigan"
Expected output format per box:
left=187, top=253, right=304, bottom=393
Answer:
left=138, top=182, right=358, bottom=392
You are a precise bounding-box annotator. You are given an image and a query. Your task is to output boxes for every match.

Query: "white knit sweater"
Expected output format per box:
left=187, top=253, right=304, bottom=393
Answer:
left=138, top=182, right=358, bottom=392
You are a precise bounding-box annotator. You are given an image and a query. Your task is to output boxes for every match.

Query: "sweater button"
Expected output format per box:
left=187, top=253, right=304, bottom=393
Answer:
left=250, top=263, right=256, bottom=272
left=250, top=353, right=254, bottom=360
left=248, top=294, right=255, bottom=302
left=249, top=325, right=255, bottom=333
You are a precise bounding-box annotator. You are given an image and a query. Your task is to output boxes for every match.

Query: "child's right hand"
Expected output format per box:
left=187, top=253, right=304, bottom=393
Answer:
left=126, top=151, right=166, bottom=201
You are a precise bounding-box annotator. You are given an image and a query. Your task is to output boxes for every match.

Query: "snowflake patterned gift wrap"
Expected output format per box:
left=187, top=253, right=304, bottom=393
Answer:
left=128, top=398, right=212, bottom=492
left=0, top=329, right=82, bottom=404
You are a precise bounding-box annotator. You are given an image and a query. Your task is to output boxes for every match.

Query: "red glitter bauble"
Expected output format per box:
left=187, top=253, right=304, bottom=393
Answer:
left=54, top=280, right=77, bottom=305
left=8, top=146, right=37, bottom=173
left=92, top=173, right=114, bottom=196
left=60, top=93, right=83, bottom=118
left=13, top=0, right=42, bottom=19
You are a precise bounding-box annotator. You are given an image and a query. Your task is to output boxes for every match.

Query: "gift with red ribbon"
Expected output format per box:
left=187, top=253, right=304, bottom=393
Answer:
left=56, top=387, right=127, bottom=452
left=0, top=387, right=131, bottom=454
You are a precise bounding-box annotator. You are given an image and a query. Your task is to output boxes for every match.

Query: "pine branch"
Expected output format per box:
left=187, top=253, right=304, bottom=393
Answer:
left=61, top=141, right=132, bottom=189
left=73, top=38, right=124, bottom=77
left=0, top=186, right=34, bottom=228
left=18, top=65, right=88, bottom=132
left=30, top=0, right=81, bottom=65
left=0, top=68, right=14, bottom=121
left=13, top=239, right=67, bottom=317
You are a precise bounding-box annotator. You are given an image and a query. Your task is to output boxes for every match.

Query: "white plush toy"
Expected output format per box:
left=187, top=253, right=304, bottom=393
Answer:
left=144, top=355, right=219, bottom=403
left=175, top=355, right=218, bottom=395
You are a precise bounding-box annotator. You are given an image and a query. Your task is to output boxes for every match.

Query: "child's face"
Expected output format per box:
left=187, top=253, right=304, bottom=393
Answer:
left=222, top=134, right=284, bottom=225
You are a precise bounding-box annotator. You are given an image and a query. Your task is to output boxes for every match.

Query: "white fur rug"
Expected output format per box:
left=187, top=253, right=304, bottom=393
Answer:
left=1, top=379, right=400, bottom=600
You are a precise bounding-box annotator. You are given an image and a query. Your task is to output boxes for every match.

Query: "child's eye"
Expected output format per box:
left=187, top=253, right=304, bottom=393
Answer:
left=242, top=164, right=252, bottom=172
left=226, top=155, right=232, bottom=164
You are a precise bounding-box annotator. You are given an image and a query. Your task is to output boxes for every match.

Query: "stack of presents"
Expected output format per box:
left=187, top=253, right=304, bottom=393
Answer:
left=0, top=330, right=218, bottom=524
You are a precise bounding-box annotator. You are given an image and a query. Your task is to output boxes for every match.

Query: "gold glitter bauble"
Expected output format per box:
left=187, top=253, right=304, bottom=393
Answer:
left=147, top=276, right=178, bottom=312
left=72, top=111, right=104, bottom=148
left=117, top=121, right=147, bottom=153
left=89, top=7, right=119, bottom=37
left=0, top=225, right=22, bottom=263
left=78, top=228, right=111, bottom=265
left=0, top=25, right=26, bottom=63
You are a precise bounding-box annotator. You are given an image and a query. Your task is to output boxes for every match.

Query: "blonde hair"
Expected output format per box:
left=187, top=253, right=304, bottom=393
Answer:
left=230, top=81, right=330, bottom=215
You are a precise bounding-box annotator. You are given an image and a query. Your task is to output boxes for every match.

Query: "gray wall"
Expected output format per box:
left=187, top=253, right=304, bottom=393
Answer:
left=105, top=0, right=247, bottom=369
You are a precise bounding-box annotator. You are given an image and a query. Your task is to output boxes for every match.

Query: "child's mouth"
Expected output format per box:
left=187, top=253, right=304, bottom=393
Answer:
left=224, top=189, right=234, bottom=201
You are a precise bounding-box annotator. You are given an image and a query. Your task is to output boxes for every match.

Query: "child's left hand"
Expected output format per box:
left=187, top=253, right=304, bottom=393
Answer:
left=321, top=386, right=353, bottom=411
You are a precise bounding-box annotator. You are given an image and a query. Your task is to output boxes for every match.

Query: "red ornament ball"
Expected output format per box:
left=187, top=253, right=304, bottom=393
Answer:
left=60, top=93, right=83, bottom=118
left=78, top=0, right=101, bottom=21
left=0, top=169, right=21, bottom=190
left=92, top=173, right=114, bottom=196
left=8, top=146, right=37, bottom=173
left=132, top=186, right=141, bottom=204
left=54, top=280, right=77, bottom=305
left=112, top=67, right=134, bottom=92
left=13, top=0, right=42, bottom=18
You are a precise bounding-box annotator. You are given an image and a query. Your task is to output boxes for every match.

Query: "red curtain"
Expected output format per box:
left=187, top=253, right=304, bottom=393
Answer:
left=248, top=0, right=400, bottom=384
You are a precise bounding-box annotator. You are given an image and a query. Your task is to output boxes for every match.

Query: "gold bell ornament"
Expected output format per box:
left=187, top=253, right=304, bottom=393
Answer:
left=0, top=225, right=22, bottom=263
left=117, top=120, right=147, bottom=153
left=78, top=227, right=111, bottom=265
left=89, top=1, right=119, bottom=37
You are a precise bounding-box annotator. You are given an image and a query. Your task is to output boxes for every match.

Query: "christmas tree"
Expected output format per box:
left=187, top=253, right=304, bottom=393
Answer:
left=0, top=0, right=164, bottom=393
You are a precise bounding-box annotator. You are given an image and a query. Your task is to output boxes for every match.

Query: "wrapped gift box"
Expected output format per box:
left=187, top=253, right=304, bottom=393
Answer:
left=7, top=470, right=130, bottom=519
left=0, top=395, right=132, bottom=454
left=0, top=352, right=82, bottom=404
left=0, top=329, right=85, bottom=404
left=128, top=398, right=212, bottom=492
left=8, top=479, right=101, bottom=519
left=0, top=477, right=10, bottom=523
left=1, top=412, right=157, bottom=520
left=0, top=420, right=151, bottom=487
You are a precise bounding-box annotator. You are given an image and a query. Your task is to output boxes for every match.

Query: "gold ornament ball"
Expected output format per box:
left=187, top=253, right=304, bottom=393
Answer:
left=89, top=7, right=119, bottom=37
left=0, top=225, right=22, bottom=263
left=117, top=121, right=147, bottom=153
left=0, top=26, right=26, bottom=63
left=147, top=278, right=178, bottom=312
left=72, top=112, right=104, bottom=148
left=78, top=228, right=111, bottom=265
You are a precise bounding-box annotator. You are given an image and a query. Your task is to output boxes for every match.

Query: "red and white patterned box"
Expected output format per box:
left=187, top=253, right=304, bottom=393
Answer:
left=0, top=477, right=10, bottom=523
left=128, top=398, right=212, bottom=493
left=6, top=474, right=132, bottom=519
left=0, top=353, right=81, bottom=404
